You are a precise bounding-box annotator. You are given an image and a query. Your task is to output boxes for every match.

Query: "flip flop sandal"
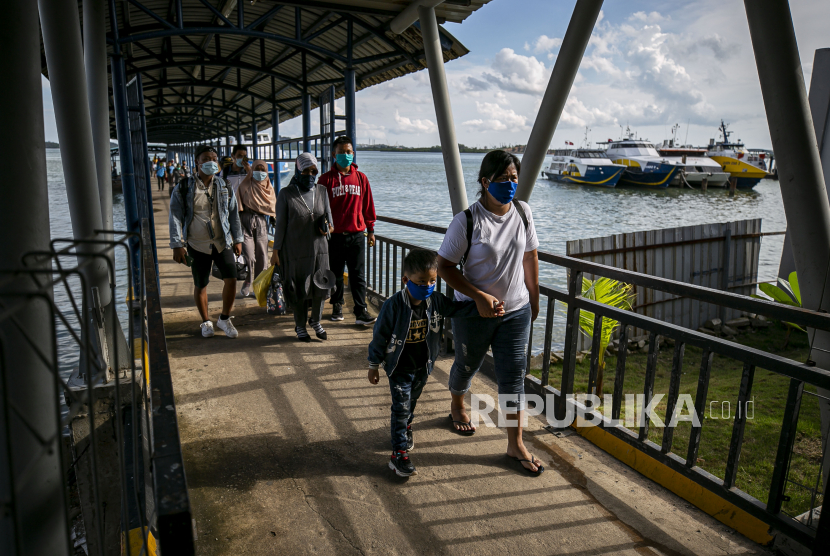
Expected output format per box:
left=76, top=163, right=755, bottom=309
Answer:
left=448, top=413, right=476, bottom=436
left=507, top=454, right=545, bottom=476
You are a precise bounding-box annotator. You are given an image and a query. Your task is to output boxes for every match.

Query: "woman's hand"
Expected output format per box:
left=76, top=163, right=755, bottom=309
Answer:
left=270, top=250, right=280, bottom=266
left=530, top=301, right=539, bottom=322
left=368, top=367, right=379, bottom=384
left=474, top=292, right=502, bottom=318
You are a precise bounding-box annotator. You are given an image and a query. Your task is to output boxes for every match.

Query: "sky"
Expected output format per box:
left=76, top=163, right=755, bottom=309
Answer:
left=41, top=0, right=830, bottom=150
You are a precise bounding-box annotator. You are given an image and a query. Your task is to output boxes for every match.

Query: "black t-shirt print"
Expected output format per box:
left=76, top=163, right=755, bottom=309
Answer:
left=398, top=302, right=429, bottom=372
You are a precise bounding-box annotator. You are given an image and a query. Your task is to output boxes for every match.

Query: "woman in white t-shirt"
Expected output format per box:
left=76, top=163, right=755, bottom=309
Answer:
left=436, top=150, right=542, bottom=475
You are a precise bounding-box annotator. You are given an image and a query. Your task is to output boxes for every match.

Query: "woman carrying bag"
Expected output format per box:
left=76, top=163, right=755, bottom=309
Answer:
left=271, top=153, right=334, bottom=341
left=237, top=159, right=277, bottom=297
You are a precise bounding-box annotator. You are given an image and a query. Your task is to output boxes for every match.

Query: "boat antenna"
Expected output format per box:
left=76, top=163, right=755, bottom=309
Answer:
left=684, top=118, right=690, bottom=146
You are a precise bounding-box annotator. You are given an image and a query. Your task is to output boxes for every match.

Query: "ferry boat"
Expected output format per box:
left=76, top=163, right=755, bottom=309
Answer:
left=603, top=132, right=682, bottom=188
left=542, top=148, right=625, bottom=187
left=706, top=121, right=769, bottom=188
left=657, top=142, right=731, bottom=187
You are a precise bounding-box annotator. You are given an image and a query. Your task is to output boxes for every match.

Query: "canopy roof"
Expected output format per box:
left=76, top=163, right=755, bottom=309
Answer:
left=41, top=1, right=488, bottom=143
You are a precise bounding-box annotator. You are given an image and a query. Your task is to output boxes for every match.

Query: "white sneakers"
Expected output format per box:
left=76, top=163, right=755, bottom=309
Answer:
left=240, top=282, right=253, bottom=297
left=201, top=318, right=239, bottom=338
left=216, top=317, right=239, bottom=338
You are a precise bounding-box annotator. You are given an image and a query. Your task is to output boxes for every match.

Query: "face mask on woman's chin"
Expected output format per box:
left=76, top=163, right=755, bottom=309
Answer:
left=486, top=179, right=518, bottom=205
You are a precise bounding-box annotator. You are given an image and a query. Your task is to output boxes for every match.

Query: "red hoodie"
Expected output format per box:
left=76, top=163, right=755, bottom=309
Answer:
left=318, top=163, right=377, bottom=234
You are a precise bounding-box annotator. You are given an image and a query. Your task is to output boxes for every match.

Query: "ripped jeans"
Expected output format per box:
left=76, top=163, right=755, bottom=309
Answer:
left=388, top=366, right=429, bottom=451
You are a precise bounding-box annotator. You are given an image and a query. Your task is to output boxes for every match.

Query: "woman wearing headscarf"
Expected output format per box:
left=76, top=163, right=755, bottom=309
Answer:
left=270, top=153, right=334, bottom=341
left=237, top=159, right=277, bottom=297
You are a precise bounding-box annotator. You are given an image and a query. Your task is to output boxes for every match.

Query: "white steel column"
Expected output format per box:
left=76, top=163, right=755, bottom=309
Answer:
left=515, top=0, right=603, bottom=202
left=418, top=4, right=468, bottom=215
left=83, top=0, right=113, bottom=234
left=39, top=0, right=110, bottom=304
left=0, top=3, right=69, bottom=555
left=745, top=1, right=830, bottom=488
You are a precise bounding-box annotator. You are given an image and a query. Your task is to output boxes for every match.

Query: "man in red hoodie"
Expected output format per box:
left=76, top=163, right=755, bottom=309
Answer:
left=318, top=136, right=377, bottom=324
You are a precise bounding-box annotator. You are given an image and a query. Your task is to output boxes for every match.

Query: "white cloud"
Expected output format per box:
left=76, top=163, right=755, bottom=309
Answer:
left=392, top=110, right=436, bottom=134
left=462, top=102, right=530, bottom=132
left=357, top=118, right=386, bottom=141
left=524, top=35, right=562, bottom=54
left=483, top=48, right=550, bottom=95
left=629, top=11, right=669, bottom=24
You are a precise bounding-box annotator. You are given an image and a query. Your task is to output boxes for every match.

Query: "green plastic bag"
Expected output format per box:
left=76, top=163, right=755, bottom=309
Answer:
left=253, top=265, right=275, bottom=307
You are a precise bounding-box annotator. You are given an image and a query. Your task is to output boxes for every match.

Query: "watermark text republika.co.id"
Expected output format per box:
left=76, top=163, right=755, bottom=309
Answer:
left=470, top=393, right=755, bottom=428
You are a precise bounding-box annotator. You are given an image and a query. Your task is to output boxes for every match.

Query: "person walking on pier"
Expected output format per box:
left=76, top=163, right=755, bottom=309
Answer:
left=156, top=161, right=166, bottom=191
left=368, top=249, right=501, bottom=477
left=223, top=144, right=249, bottom=196
left=436, top=150, right=543, bottom=475
left=319, top=136, right=377, bottom=325
left=271, top=153, right=334, bottom=342
left=169, top=145, right=244, bottom=339
left=237, top=159, right=277, bottom=297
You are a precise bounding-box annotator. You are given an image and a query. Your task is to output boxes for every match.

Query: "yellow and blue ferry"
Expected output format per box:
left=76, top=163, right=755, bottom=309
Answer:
left=542, top=148, right=626, bottom=187
left=706, top=121, right=770, bottom=189
left=604, top=136, right=682, bottom=188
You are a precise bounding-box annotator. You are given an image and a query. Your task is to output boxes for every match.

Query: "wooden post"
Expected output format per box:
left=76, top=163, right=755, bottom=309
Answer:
left=701, top=176, right=708, bottom=192
left=728, top=177, right=737, bottom=196
left=681, top=154, right=687, bottom=164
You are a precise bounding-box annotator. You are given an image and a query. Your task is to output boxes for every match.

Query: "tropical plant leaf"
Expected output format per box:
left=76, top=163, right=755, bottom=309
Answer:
left=578, top=277, right=636, bottom=367
left=758, top=282, right=799, bottom=306
left=788, top=271, right=801, bottom=305
left=776, top=277, right=795, bottom=301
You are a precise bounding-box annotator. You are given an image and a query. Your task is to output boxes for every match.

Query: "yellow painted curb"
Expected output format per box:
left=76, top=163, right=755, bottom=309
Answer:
left=122, top=527, right=158, bottom=555
left=575, top=424, right=774, bottom=545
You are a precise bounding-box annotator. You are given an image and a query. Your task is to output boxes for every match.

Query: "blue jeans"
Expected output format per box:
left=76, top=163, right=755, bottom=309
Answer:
left=448, top=303, right=531, bottom=411
left=389, top=366, right=429, bottom=451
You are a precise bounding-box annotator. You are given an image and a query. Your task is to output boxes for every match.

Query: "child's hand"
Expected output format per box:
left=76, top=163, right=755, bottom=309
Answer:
left=493, top=300, right=505, bottom=317
left=368, top=367, right=379, bottom=384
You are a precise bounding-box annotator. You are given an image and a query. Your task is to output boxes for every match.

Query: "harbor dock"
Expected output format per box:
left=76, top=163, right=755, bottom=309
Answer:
left=152, top=194, right=766, bottom=555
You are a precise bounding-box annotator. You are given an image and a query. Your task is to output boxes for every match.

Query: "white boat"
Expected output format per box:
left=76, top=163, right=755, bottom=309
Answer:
left=657, top=142, right=731, bottom=187
left=542, top=148, right=625, bottom=187
left=706, top=121, right=770, bottom=189
left=602, top=130, right=682, bottom=188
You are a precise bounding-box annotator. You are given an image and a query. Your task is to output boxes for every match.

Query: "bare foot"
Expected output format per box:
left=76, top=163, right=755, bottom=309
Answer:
left=506, top=443, right=540, bottom=472
left=449, top=405, right=475, bottom=433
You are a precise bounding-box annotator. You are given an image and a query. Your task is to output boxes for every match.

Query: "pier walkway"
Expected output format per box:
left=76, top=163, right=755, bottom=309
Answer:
left=153, top=190, right=768, bottom=555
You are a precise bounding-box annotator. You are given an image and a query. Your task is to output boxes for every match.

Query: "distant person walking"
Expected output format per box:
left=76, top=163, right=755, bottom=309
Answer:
left=156, top=161, right=166, bottom=191
left=271, top=153, right=333, bottom=342
left=436, top=150, right=543, bottom=475
left=169, top=145, right=244, bottom=339
left=237, top=159, right=277, bottom=297
left=223, top=144, right=249, bottom=197
left=318, top=136, right=377, bottom=325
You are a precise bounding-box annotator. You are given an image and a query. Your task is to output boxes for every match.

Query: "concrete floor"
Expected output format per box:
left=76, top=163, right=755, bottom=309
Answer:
left=153, top=189, right=771, bottom=555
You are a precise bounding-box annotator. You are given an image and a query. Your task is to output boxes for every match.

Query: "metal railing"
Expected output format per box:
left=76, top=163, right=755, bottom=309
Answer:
left=366, top=214, right=829, bottom=554
left=0, top=221, right=193, bottom=555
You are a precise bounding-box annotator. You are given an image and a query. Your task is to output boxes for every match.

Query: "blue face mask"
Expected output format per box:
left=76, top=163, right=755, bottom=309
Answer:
left=335, top=153, right=354, bottom=169
left=200, top=161, right=219, bottom=175
left=487, top=179, right=517, bottom=205
left=405, top=279, right=435, bottom=301
left=235, top=157, right=244, bottom=167
left=253, top=171, right=268, bottom=181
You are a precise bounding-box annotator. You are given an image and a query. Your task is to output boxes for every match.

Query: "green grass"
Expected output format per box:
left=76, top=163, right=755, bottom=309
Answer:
left=530, top=321, right=825, bottom=517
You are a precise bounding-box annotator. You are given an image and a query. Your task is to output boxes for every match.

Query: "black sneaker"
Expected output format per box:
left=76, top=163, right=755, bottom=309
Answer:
left=309, top=319, right=327, bottom=340
left=330, top=303, right=344, bottom=321
left=355, top=309, right=376, bottom=325
left=406, top=426, right=414, bottom=451
left=389, top=450, right=416, bottom=477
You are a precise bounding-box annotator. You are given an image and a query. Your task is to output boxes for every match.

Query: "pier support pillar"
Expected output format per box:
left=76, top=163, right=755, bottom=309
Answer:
left=419, top=4, right=468, bottom=215
left=745, top=1, right=830, bottom=495
left=302, top=91, right=311, bottom=153
left=516, top=0, right=603, bottom=203
left=39, top=0, right=110, bottom=304
left=0, top=2, right=68, bottom=554
left=272, top=107, right=280, bottom=193
left=345, top=68, right=357, bottom=150
left=84, top=0, right=113, bottom=236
